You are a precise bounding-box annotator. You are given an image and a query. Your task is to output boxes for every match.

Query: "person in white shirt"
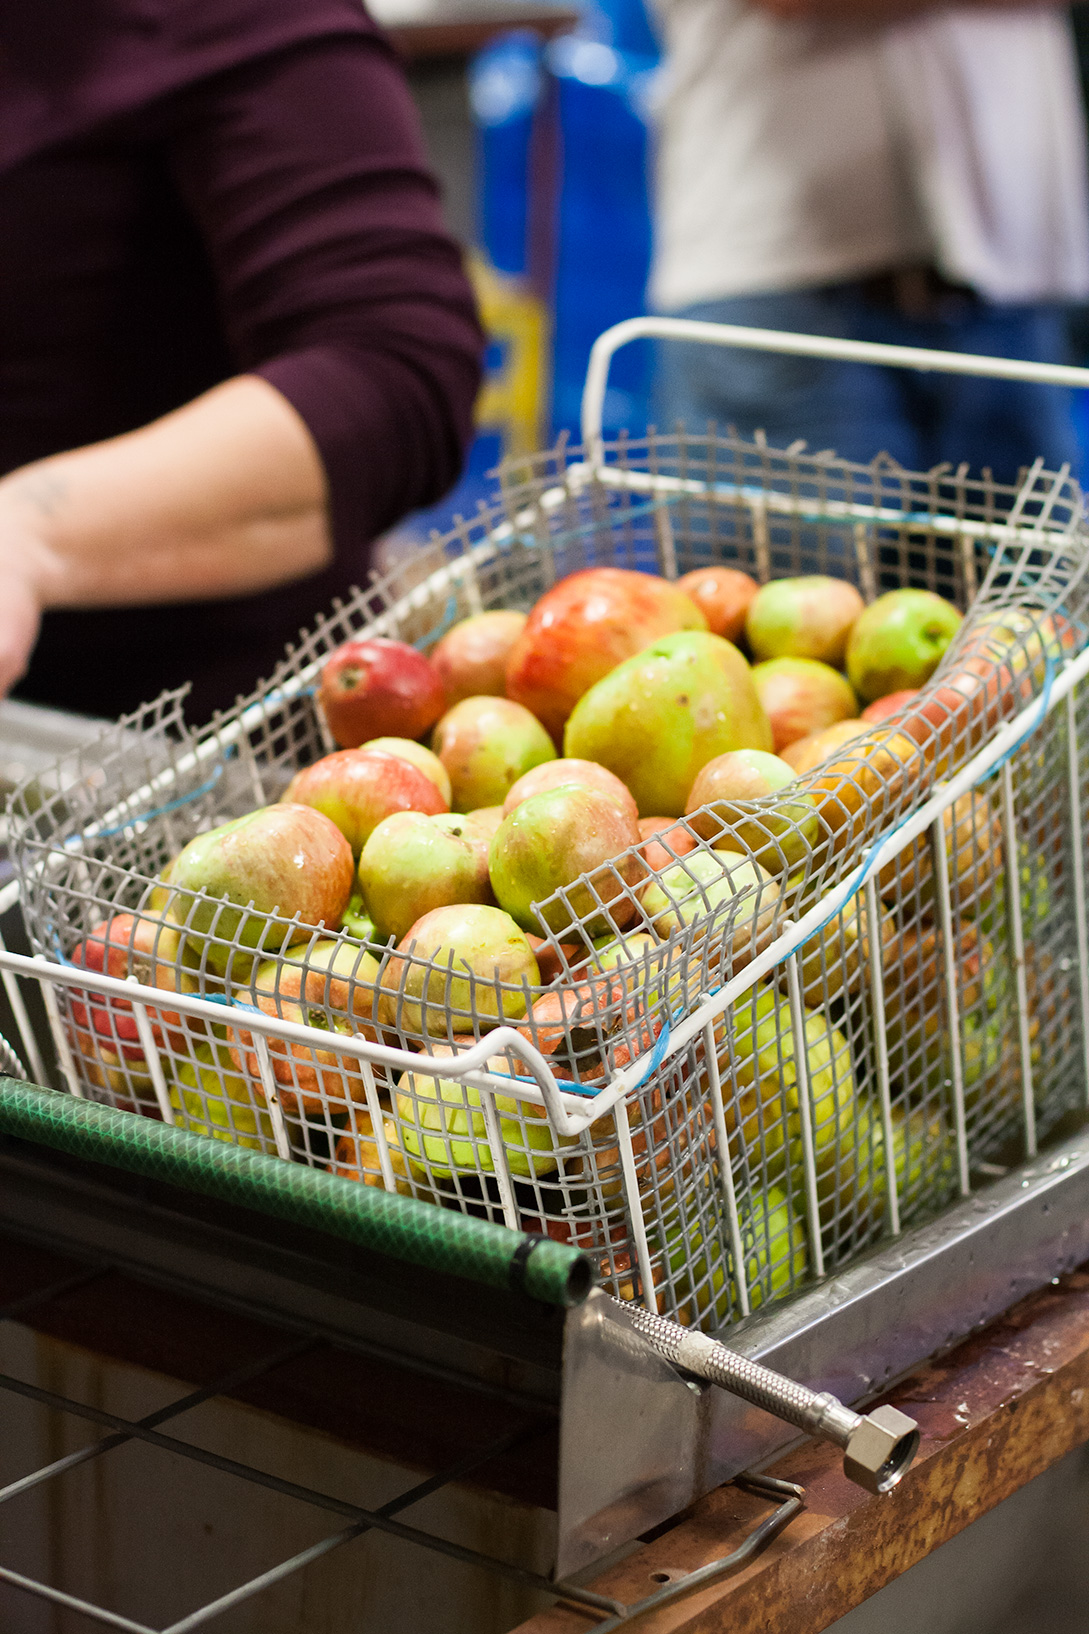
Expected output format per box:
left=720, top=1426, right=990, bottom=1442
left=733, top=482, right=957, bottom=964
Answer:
left=649, top=0, right=1089, bottom=480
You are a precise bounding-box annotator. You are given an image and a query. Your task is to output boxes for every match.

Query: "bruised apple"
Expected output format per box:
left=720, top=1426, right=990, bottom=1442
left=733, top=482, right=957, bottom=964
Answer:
left=564, top=630, right=772, bottom=816
left=167, top=805, right=354, bottom=978
left=431, top=610, right=528, bottom=705
left=318, top=638, right=445, bottom=748
left=675, top=566, right=758, bottom=642
left=751, top=657, right=858, bottom=752
left=377, top=904, right=539, bottom=1036
left=431, top=696, right=555, bottom=811
left=488, top=784, right=642, bottom=938
left=502, top=757, right=639, bottom=828
left=505, top=567, right=707, bottom=741
left=283, top=749, right=447, bottom=856
left=358, top=811, right=493, bottom=941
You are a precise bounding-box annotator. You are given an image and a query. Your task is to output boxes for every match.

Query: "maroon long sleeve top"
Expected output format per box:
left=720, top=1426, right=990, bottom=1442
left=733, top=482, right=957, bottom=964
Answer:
left=0, top=0, right=484, bottom=722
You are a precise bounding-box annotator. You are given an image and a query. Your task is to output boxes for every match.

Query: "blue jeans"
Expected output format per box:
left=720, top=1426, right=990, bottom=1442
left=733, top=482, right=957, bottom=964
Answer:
left=654, top=284, right=1081, bottom=485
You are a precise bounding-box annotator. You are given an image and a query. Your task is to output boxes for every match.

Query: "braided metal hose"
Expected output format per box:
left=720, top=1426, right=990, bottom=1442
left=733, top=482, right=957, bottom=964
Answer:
left=616, top=1299, right=919, bottom=1495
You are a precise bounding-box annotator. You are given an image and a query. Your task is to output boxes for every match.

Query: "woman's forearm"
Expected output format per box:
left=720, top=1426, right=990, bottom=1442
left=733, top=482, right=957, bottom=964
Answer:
left=0, top=375, right=332, bottom=696
left=1, top=375, right=331, bottom=612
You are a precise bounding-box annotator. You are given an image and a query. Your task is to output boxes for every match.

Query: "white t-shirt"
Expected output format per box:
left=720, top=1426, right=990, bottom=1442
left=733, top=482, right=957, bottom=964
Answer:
left=648, top=0, right=1089, bottom=311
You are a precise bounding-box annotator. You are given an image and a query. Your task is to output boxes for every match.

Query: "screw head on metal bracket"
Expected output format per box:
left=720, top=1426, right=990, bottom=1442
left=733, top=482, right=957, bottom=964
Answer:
left=842, top=1405, right=920, bottom=1496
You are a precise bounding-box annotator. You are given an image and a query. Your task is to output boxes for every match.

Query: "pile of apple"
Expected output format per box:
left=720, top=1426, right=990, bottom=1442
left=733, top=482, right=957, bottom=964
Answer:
left=65, top=559, right=1069, bottom=1319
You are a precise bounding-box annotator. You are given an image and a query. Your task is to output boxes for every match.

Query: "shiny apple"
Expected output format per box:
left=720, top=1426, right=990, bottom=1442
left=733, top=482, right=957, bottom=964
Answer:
left=846, top=588, right=963, bottom=703
left=167, top=804, right=355, bottom=979
left=564, top=630, right=772, bottom=816
left=318, top=637, right=445, bottom=749
left=505, top=567, right=707, bottom=742
left=359, top=810, right=493, bottom=941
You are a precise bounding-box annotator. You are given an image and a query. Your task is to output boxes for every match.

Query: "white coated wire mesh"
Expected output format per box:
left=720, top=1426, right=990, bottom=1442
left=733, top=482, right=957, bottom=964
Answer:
left=7, top=429, right=1089, bottom=1331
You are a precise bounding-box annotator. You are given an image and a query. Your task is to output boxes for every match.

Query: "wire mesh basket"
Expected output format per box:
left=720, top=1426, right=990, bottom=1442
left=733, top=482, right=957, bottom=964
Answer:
left=8, top=327, right=1089, bottom=1334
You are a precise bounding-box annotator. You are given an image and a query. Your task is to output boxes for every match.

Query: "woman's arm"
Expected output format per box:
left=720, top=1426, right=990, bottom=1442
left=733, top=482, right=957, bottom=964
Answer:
left=0, top=375, right=330, bottom=695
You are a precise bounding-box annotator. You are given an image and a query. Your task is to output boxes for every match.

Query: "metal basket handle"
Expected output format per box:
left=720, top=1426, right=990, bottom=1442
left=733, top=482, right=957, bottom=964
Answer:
left=580, top=315, right=1089, bottom=462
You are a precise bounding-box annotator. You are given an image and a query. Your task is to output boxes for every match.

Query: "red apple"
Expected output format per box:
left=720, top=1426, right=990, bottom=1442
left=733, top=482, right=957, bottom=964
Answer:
left=431, top=610, right=528, bottom=706
left=167, top=804, right=355, bottom=978
left=526, top=934, right=585, bottom=984
left=505, top=567, right=707, bottom=742
left=283, top=748, right=447, bottom=856
left=860, top=688, right=921, bottom=724
left=70, top=912, right=196, bottom=1062
left=318, top=637, right=445, bottom=749
left=675, top=566, right=759, bottom=642
left=431, top=696, right=555, bottom=811
left=751, top=657, right=859, bottom=752
left=745, top=576, right=865, bottom=666
left=488, top=784, right=642, bottom=938
left=638, top=816, right=698, bottom=876
left=502, top=757, right=639, bottom=828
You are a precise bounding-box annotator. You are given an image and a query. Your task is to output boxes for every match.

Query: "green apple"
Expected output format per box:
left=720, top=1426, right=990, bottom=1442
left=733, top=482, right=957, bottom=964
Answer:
left=377, top=903, right=540, bottom=1036
left=167, top=804, right=355, bottom=979
left=655, top=1183, right=808, bottom=1326
left=791, top=1097, right=958, bottom=1235
left=719, top=987, right=856, bottom=1182
left=563, top=630, right=772, bottom=817
left=169, top=1042, right=274, bottom=1151
left=640, top=850, right=779, bottom=967
left=359, top=811, right=494, bottom=941
left=431, top=696, right=556, bottom=811
left=395, top=1051, right=576, bottom=1179
left=685, top=748, right=817, bottom=874
left=339, top=890, right=380, bottom=942
left=488, top=784, right=641, bottom=939
left=745, top=576, right=865, bottom=666
left=846, top=589, right=963, bottom=704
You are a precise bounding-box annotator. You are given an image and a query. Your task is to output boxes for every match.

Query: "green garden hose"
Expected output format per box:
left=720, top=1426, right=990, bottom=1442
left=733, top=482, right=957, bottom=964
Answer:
left=0, top=1078, right=592, bottom=1307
